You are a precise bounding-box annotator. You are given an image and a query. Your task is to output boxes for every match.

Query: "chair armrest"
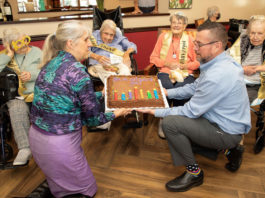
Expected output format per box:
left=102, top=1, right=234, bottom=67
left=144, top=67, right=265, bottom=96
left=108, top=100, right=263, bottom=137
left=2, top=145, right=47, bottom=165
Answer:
left=144, top=63, right=158, bottom=75
left=129, top=51, right=138, bottom=75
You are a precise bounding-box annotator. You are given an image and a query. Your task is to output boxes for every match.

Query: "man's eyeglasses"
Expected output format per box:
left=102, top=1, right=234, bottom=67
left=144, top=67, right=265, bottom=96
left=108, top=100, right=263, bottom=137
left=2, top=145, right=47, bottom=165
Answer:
left=193, top=40, right=218, bottom=48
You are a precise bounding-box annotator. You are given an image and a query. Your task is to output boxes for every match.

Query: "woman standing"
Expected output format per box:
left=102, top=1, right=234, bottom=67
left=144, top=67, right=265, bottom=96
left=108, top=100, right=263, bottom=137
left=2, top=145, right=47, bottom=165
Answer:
left=29, top=20, right=131, bottom=198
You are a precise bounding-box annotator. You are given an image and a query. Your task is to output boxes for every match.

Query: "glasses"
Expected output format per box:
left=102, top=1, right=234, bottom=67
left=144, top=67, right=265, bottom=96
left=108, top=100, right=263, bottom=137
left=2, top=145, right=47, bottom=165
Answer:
left=12, top=35, right=31, bottom=51
left=193, top=40, right=218, bottom=48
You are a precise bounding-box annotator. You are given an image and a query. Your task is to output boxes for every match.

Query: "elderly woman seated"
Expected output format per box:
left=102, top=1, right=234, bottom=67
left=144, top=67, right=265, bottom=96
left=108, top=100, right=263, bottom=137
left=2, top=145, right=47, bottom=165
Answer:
left=0, top=28, right=42, bottom=166
left=88, top=19, right=137, bottom=83
left=149, top=12, right=200, bottom=138
left=150, top=12, right=200, bottom=98
left=228, top=15, right=265, bottom=105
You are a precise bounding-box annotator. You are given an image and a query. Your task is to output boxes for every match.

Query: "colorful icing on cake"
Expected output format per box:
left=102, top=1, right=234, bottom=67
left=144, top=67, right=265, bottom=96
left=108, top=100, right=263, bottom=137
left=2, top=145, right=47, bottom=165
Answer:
left=107, top=75, right=166, bottom=108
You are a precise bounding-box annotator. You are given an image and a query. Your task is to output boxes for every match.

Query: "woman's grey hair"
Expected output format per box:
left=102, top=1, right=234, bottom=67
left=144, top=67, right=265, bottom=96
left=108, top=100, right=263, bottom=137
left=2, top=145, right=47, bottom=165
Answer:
left=100, top=19, right=117, bottom=33
left=2, top=28, right=25, bottom=45
left=40, top=20, right=91, bottom=68
left=170, top=12, right=188, bottom=25
left=207, top=6, right=220, bottom=18
left=247, top=15, right=265, bottom=34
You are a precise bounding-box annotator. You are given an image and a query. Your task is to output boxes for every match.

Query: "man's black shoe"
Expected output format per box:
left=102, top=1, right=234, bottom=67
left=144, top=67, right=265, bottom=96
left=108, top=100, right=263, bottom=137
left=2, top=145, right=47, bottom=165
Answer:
left=225, top=144, right=244, bottom=172
left=166, top=170, right=204, bottom=192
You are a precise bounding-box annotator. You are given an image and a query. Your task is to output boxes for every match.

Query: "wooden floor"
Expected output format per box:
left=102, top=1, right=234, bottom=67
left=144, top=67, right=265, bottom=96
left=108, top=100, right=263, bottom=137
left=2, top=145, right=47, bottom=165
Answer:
left=1, top=111, right=265, bottom=198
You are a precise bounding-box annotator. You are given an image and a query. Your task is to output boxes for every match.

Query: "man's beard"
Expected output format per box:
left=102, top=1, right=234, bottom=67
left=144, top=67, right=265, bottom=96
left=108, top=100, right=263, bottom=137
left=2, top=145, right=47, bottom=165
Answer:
left=200, top=58, right=208, bottom=64
left=196, top=54, right=212, bottom=64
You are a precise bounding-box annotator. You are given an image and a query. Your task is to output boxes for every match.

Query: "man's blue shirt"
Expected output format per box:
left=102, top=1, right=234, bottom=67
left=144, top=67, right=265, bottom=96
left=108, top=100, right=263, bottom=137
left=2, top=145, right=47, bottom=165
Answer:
left=155, top=52, right=251, bottom=135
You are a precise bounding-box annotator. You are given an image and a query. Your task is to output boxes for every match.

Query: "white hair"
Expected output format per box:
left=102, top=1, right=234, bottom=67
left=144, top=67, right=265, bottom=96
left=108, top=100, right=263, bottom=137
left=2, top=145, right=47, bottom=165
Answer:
left=170, top=12, right=188, bottom=25
left=247, top=15, right=265, bottom=34
left=100, top=19, right=117, bottom=33
left=2, top=28, right=25, bottom=45
left=40, top=20, right=91, bottom=67
left=207, top=6, right=220, bottom=18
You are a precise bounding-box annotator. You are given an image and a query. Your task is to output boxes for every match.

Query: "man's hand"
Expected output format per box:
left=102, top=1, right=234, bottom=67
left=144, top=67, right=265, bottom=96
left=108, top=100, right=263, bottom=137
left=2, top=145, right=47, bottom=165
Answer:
left=163, top=88, right=168, bottom=97
left=20, top=71, right=31, bottom=83
left=136, top=108, right=155, bottom=115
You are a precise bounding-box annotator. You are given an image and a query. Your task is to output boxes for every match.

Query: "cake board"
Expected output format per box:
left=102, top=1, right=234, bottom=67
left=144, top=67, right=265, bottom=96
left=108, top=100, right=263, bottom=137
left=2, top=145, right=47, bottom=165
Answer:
left=104, top=76, right=169, bottom=111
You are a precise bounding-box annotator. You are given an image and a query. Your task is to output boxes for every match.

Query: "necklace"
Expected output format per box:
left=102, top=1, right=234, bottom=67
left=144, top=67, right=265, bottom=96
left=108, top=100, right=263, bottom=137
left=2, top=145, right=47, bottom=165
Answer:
left=172, top=37, right=179, bottom=59
left=15, top=54, right=26, bottom=70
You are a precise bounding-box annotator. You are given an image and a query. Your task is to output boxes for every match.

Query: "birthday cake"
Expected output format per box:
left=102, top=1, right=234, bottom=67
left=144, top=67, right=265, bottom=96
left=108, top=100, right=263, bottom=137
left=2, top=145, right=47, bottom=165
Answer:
left=106, top=75, right=166, bottom=109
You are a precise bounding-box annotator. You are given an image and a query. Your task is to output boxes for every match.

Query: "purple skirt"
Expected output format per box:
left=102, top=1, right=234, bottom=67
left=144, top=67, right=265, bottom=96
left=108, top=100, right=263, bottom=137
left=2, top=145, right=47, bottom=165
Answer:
left=29, top=125, right=97, bottom=198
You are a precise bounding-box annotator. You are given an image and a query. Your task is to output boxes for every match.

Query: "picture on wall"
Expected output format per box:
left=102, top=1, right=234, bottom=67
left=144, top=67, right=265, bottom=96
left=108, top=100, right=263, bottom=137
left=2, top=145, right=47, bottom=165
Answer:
left=169, top=0, right=192, bottom=9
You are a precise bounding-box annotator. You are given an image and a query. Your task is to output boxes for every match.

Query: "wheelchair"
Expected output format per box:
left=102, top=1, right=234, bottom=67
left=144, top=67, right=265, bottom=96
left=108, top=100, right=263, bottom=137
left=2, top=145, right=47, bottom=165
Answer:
left=0, top=67, right=19, bottom=170
left=252, top=100, right=265, bottom=154
left=84, top=7, right=143, bottom=129
left=83, top=6, right=139, bottom=81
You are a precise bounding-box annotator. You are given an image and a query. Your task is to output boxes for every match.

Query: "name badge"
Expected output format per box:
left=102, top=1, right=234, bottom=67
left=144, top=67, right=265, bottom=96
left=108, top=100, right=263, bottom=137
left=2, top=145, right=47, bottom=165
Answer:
left=172, top=54, right=177, bottom=59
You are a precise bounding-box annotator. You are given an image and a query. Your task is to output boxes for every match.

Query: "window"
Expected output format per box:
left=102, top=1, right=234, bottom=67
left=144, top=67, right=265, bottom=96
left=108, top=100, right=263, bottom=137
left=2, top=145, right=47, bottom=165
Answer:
left=17, top=0, right=90, bottom=12
left=59, top=0, right=89, bottom=7
left=17, top=0, right=39, bottom=12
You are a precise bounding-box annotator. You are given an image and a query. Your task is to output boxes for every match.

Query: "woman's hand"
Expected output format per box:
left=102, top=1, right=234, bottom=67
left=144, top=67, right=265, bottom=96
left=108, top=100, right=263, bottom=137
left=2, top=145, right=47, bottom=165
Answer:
left=20, top=71, right=31, bottom=83
left=254, top=65, right=265, bottom=73
left=165, top=61, right=180, bottom=70
left=4, top=42, right=14, bottom=58
left=179, top=64, right=188, bottom=70
left=122, top=54, right=131, bottom=67
left=136, top=109, right=155, bottom=115
left=101, top=87, right=105, bottom=97
left=243, top=66, right=257, bottom=76
left=103, top=65, right=119, bottom=72
left=114, top=108, right=132, bottom=118
left=97, top=55, right=110, bottom=66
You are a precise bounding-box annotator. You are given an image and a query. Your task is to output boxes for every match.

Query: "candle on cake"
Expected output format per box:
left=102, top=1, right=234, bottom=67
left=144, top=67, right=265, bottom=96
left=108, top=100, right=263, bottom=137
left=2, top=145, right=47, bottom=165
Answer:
left=114, top=90, right=118, bottom=101
left=140, top=89, right=144, bottom=99
left=147, top=90, right=152, bottom=99
left=153, top=89, right=159, bottom=99
left=121, top=92, right=126, bottom=101
left=128, top=90, right=132, bottom=100
left=134, top=87, right=138, bottom=100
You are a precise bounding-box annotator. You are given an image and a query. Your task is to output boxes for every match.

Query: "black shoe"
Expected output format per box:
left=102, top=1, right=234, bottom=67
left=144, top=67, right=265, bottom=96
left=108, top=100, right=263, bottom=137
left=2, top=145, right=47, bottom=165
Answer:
left=166, top=170, right=204, bottom=192
left=26, top=180, right=53, bottom=198
left=63, top=194, right=92, bottom=198
left=225, top=144, right=244, bottom=172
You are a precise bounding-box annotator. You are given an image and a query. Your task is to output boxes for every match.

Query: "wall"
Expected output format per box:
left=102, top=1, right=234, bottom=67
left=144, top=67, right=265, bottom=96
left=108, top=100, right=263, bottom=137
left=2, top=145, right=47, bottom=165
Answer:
left=165, top=0, right=265, bottom=23
left=2, top=0, right=265, bottom=21
left=0, top=0, right=93, bottom=20
left=103, top=0, right=265, bottom=22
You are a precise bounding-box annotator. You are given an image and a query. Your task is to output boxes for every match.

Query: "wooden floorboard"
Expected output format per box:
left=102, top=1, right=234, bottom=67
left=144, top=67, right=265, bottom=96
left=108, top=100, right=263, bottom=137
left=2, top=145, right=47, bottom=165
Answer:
left=1, top=111, right=265, bottom=198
